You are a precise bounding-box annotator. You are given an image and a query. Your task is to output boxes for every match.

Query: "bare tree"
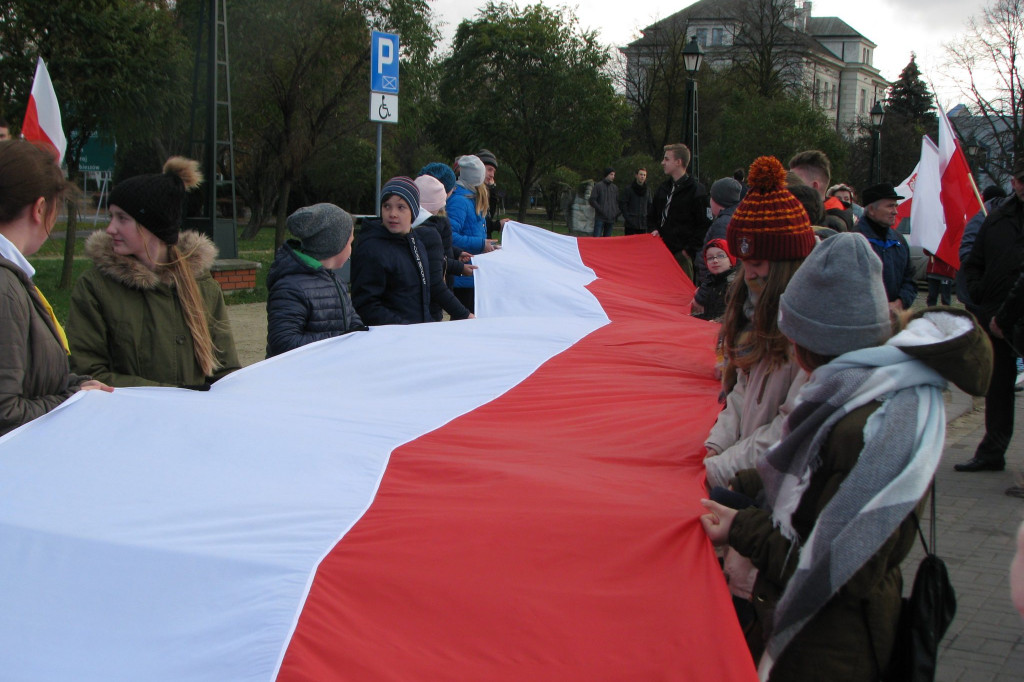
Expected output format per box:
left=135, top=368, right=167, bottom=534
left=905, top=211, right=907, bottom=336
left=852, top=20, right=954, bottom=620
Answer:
left=727, top=0, right=807, bottom=98
left=617, top=18, right=693, bottom=157
left=945, top=0, right=1024, bottom=184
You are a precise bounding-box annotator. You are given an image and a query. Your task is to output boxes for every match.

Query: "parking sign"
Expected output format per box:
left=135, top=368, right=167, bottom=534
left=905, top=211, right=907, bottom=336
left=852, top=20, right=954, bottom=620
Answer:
left=371, top=32, right=399, bottom=94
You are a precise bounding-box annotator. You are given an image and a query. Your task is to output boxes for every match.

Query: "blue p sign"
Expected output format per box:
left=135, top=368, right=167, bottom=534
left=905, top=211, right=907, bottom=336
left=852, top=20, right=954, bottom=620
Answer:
left=371, top=32, right=400, bottom=94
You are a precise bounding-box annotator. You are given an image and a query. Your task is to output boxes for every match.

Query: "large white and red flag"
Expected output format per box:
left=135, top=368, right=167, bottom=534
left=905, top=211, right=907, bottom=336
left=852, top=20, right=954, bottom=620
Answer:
left=896, top=106, right=982, bottom=269
left=0, top=223, right=756, bottom=682
left=21, top=57, right=67, bottom=164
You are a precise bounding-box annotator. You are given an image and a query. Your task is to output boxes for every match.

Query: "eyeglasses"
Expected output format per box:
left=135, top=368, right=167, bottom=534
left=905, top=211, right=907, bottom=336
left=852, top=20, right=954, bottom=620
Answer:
left=706, top=254, right=730, bottom=262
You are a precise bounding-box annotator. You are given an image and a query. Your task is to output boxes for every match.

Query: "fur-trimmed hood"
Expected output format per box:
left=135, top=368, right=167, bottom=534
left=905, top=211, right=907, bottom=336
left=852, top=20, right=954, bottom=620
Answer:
left=84, top=229, right=218, bottom=290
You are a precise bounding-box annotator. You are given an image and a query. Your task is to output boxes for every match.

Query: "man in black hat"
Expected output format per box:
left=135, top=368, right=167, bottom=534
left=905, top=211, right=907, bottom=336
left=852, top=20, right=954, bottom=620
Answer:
left=477, top=149, right=507, bottom=239
left=854, top=182, right=917, bottom=312
left=955, top=159, right=1024, bottom=473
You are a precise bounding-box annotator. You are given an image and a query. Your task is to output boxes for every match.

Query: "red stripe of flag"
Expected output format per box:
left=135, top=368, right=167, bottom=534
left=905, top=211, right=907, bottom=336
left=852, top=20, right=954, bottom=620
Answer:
left=277, top=236, right=757, bottom=681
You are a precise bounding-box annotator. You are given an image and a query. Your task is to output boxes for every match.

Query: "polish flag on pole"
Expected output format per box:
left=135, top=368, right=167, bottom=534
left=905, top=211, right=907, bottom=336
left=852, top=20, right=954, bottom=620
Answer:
left=896, top=106, right=982, bottom=269
left=21, top=57, right=67, bottom=164
left=934, top=104, right=983, bottom=268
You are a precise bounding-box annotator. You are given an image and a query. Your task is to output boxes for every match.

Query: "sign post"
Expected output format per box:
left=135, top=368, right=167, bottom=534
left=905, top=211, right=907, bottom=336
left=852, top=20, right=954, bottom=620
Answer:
left=371, top=31, right=400, bottom=207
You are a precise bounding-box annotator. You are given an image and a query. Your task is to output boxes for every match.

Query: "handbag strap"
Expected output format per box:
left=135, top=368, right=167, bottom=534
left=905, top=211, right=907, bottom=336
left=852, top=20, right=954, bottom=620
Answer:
left=910, top=479, right=937, bottom=556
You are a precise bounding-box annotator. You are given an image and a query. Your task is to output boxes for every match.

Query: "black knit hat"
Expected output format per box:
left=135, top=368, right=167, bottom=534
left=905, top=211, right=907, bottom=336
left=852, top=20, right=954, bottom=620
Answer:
left=109, top=157, right=203, bottom=245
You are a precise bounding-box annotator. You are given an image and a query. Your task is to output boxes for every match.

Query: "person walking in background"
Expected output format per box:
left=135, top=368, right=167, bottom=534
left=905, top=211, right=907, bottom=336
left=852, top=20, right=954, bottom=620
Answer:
left=0, top=139, right=111, bottom=436
left=265, top=204, right=365, bottom=358
left=649, top=143, right=710, bottom=281
left=67, top=157, right=239, bottom=388
left=957, top=159, right=1024, bottom=473
left=619, top=167, right=652, bottom=235
left=446, top=155, right=498, bottom=313
left=589, top=167, right=620, bottom=237
left=351, top=177, right=432, bottom=326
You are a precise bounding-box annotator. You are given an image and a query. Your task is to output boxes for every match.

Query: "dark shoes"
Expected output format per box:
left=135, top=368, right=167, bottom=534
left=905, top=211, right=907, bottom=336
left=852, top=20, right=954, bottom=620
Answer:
left=1006, top=486, right=1024, bottom=498
left=954, top=457, right=1006, bottom=472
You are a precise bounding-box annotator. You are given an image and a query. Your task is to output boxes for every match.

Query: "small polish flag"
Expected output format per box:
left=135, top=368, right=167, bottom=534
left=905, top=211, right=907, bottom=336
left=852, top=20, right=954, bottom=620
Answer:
left=21, top=57, right=67, bottom=164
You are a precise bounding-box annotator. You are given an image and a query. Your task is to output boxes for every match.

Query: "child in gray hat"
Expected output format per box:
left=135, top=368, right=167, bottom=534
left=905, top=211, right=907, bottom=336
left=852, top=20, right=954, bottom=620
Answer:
left=265, top=203, right=366, bottom=357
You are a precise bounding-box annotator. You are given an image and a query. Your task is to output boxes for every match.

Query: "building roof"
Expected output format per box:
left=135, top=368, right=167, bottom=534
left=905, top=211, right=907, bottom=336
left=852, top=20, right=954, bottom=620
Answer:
left=805, top=17, right=862, bottom=38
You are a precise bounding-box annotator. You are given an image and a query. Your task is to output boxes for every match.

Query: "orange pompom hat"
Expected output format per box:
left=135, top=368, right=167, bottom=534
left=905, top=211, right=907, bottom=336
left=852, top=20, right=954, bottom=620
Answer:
left=726, top=156, right=815, bottom=261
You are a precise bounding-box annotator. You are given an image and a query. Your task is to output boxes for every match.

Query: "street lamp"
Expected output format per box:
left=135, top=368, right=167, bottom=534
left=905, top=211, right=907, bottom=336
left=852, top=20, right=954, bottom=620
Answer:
left=869, top=101, right=885, bottom=184
left=682, top=36, right=704, bottom=182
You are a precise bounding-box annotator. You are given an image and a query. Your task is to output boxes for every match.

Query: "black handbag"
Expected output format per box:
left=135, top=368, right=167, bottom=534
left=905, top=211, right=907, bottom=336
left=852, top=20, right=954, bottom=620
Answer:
left=885, top=481, right=956, bottom=682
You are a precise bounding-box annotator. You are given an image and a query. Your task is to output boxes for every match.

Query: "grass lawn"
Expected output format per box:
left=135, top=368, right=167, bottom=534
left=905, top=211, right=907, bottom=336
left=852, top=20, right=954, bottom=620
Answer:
left=28, top=209, right=593, bottom=325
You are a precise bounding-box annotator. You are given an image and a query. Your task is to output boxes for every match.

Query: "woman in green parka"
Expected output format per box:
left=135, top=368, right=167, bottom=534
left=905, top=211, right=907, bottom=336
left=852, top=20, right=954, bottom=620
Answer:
left=700, top=233, right=992, bottom=681
left=67, top=157, right=239, bottom=388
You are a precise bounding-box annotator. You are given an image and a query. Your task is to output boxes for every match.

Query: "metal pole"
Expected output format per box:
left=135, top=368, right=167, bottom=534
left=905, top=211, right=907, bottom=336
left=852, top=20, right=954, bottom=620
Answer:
left=375, top=123, right=382, bottom=214
left=871, top=127, right=881, bottom=185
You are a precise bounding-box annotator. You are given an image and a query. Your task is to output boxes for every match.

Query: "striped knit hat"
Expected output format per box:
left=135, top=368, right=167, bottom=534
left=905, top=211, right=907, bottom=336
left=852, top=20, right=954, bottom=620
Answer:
left=727, top=156, right=815, bottom=262
left=380, top=176, right=420, bottom=217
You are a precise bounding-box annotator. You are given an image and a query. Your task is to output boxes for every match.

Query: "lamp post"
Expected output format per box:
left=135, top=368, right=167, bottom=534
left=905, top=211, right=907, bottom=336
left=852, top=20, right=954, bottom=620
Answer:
left=682, top=36, right=704, bottom=182
left=869, top=101, right=885, bottom=185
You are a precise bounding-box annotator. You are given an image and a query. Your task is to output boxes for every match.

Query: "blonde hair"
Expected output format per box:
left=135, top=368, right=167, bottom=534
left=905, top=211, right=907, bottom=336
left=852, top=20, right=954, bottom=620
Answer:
left=475, top=183, right=489, bottom=216
left=141, top=231, right=220, bottom=378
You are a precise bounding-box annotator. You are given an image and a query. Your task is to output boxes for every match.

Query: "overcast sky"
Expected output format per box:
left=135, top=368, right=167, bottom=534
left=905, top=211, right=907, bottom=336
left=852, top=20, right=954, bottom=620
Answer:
left=427, top=0, right=991, bottom=106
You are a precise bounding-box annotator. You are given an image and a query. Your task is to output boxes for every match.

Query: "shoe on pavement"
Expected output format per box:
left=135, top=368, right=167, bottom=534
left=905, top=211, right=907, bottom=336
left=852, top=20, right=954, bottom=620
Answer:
left=1006, top=486, right=1024, bottom=498
left=954, top=457, right=1006, bottom=472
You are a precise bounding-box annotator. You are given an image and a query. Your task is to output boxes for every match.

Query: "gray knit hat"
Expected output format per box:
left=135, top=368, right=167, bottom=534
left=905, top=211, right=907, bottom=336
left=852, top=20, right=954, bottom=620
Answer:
left=778, top=233, right=891, bottom=356
left=287, top=203, right=353, bottom=261
left=710, top=177, right=742, bottom=208
left=457, top=155, right=486, bottom=187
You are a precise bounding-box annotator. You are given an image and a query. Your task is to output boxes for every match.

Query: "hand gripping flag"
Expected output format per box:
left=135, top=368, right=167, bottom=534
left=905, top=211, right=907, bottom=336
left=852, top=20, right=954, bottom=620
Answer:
left=21, top=57, right=67, bottom=164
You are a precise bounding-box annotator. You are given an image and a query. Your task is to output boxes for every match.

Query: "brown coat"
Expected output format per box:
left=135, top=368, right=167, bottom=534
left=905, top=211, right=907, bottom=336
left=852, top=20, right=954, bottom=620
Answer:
left=0, top=255, right=86, bottom=436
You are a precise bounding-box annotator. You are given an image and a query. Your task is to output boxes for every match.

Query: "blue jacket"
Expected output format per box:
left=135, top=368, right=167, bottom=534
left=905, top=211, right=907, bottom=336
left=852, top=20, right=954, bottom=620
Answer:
left=446, top=185, right=487, bottom=288
left=351, top=219, right=431, bottom=325
left=855, top=215, right=918, bottom=309
left=265, top=242, right=365, bottom=358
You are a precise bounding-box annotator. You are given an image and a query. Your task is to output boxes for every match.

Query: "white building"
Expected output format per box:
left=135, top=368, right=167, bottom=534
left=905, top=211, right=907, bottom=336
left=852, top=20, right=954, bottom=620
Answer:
left=622, top=0, right=889, bottom=134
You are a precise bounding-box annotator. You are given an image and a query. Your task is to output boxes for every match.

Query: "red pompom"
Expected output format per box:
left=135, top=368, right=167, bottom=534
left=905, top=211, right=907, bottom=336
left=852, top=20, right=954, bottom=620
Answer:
left=747, top=156, right=787, bottom=193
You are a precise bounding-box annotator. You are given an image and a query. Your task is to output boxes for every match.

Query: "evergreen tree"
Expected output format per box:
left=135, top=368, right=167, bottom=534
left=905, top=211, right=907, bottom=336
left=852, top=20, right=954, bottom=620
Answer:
left=886, top=54, right=936, bottom=121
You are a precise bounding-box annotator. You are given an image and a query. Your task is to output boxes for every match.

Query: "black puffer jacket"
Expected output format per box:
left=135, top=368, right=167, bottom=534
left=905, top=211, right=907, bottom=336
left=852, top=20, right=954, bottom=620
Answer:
left=265, top=242, right=365, bottom=358
left=963, top=194, right=1024, bottom=326
left=351, top=219, right=431, bottom=326
left=413, top=223, right=470, bottom=321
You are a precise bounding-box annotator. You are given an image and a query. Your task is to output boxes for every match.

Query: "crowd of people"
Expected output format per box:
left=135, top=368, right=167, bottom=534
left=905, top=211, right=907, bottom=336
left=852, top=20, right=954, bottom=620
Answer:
left=2, top=134, right=1023, bottom=679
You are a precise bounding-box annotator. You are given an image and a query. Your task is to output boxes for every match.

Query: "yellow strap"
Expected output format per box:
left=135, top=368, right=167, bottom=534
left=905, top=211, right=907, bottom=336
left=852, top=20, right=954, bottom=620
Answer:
left=33, top=285, right=69, bottom=354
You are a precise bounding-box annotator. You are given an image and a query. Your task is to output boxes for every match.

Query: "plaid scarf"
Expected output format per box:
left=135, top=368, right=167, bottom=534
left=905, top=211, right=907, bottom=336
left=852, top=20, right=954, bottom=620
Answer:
left=755, top=344, right=946, bottom=680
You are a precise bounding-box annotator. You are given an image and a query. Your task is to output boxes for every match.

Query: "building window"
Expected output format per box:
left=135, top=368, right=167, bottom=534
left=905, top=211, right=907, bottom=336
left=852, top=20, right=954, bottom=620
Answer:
left=711, top=27, right=724, bottom=45
left=862, top=47, right=868, bottom=63
left=823, top=83, right=830, bottom=109
left=696, top=28, right=708, bottom=47
left=859, top=88, right=866, bottom=113
left=831, top=84, right=837, bottom=109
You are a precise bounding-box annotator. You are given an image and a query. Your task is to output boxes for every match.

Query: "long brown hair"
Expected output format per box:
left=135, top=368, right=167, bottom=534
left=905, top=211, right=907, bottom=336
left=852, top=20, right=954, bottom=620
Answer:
left=718, top=259, right=804, bottom=392
left=0, top=140, right=73, bottom=225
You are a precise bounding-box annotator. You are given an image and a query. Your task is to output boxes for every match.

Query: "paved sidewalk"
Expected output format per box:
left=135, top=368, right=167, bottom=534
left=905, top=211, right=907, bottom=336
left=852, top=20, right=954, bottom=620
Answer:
left=926, top=389, right=1024, bottom=681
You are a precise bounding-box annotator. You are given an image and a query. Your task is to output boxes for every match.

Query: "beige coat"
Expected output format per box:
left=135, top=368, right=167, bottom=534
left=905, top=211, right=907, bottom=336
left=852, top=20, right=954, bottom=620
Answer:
left=704, top=357, right=809, bottom=489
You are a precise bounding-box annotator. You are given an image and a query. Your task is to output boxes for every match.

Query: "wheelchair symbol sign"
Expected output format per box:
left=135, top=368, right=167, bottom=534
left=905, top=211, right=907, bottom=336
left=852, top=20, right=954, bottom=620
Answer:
left=370, top=93, right=399, bottom=124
